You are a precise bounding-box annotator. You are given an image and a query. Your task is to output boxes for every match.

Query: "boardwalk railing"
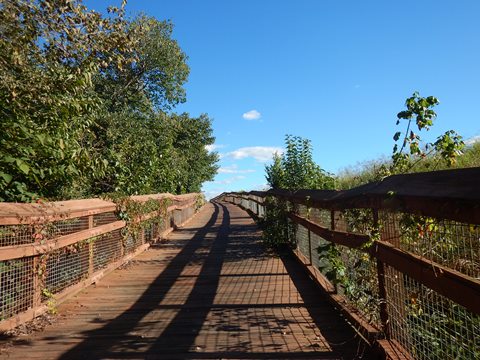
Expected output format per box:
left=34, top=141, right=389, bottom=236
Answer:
left=0, top=193, right=202, bottom=331
left=221, top=167, right=480, bottom=360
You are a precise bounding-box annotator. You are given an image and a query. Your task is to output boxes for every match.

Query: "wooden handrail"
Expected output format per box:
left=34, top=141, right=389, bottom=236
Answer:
left=224, top=167, right=480, bottom=224
left=223, top=168, right=480, bottom=358
left=0, top=192, right=202, bottom=332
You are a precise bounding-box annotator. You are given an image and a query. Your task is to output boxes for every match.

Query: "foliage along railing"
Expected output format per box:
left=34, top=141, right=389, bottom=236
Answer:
left=0, top=193, right=203, bottom=331
left=221, top=167, right=480, bottom=360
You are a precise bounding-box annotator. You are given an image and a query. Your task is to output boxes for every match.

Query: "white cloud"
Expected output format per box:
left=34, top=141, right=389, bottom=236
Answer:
left=215, top=175, right=246, bottom=185
left=465, top=135, right=480, bottom=146
left=218, top=164, right=256, bottom=174
left=202, top=188, right=227, bottom=201
left=224, top=146, right=283, bottom=162
left=242, top=109, right=261, bottom=121
left=253, top=183, right=270, bottom=191
left=205, top=144, right=225, bottom=152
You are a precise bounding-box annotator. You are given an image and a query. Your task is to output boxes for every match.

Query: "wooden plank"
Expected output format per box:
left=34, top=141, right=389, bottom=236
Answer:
left=374, top=240, right=480, bottom=315
left=288, top=212, right=480, bottom=315
left=288, top=213, right=370, bottom=249
left=0, top=221, right=126, bottom=261
left=1, top=202, right=363, bottom=359
left=232, top=167, right=480, bottom=224
left=0, top=199, right=117, bottom=225
left=0, top=243, right=150, bottom=332
left=0, top=193, right=199, bottom=226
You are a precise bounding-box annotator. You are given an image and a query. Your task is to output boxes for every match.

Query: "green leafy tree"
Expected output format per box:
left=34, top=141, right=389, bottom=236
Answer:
left=265, top=135, right=334, bottom=190
left=0, top=0, right=135, bottom=201
left=90, top=111, right=218, bottom=196
left=94, top=15, right=189, bottom=112
left=0, top=0, right=217, bottom=201
left=265, top=153, right=285, bottom=189
left=263, top=135, right=333, bottom=248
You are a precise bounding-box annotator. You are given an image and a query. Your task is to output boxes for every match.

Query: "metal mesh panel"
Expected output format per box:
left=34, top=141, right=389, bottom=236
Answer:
left=384, top=264, right=480, bottom=359
left=258, top=203, right=265, bottom=218
left=337, top=245, right=380, bottom=324
left=335, top=209, right=374, bottom=234
left=44, top=243, right=90, bottom=296
left=0, top=224, right=35, bottom=246
left=0, top=217, right=90, bottom=248
left=123, top=232, right=142, bottom=254
left=311, top=233, right=330, bottom=274
left=381, top=211, right=480, bottom=279
left=46, top=217, right=89, bottom=237
left=144, top=223, right=154, bottom=243
left=0, top=257, right=34, bottom=320
left=310, top=208, right=331, bottom=228
left=93, top=229, right=123, bottom=271
left=93, top=212, right=118, bottom=227
left=296, top=223, right=311, bottom=261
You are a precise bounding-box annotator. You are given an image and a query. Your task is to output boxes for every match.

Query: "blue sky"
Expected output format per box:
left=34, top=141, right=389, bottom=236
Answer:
left=87, top=0, right=480, bottom=198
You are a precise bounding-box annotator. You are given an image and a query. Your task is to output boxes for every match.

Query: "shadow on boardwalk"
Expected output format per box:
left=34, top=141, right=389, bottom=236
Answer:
left=4, top=201, right=371, bottom=359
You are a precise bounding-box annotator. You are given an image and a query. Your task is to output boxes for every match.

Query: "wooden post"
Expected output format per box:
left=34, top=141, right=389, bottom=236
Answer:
left=32, top=256, right=42, bottom=308
left=32, top=221, right=45, bottom=308
left=331, top=210, right=336, bottom=230
left=307, top=228, right=312, bottom=265
left=88, top=215, right=94, bottom=276
left=374, top=209, right=390, bottom=338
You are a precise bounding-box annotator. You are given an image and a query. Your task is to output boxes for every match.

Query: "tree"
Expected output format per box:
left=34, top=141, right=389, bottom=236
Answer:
left=155, top=113, right=218, bottom=194
left=265, top=135, right=334, bottom=190
left=0, top=0, right=135, bottom=201
left=265, top=153, right=285, bottom=189
left=0, top=0, right=217, bottom=201
left=263, top=135, right=334, bottom=248
left=94, top=15, right=189, bottom=112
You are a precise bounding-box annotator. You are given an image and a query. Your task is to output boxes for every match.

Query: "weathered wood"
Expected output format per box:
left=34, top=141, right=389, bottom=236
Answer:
left=0, top=199, right=117, bottom=225
left=226, top=166, right=480, bottom=224
left=288, top=212, right=371, bottom=249
left=374, top=240, right=480, bottom=315
left=1, top=202, right=364, bottom=359
left=287, top=212, right=480, bottom=315
left=0, top=221, right=126, bottom=261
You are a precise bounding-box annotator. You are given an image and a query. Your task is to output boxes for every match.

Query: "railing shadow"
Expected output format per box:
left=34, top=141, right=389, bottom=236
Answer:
left=57, top=203, right=222, bottom=359
left=278, top=250, right=375, bottom=359
left=145, top=202, right=230, bottom=357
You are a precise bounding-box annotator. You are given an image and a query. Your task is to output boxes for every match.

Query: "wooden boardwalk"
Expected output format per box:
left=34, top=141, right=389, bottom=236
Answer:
left=1, top=201, right=366, bottom=359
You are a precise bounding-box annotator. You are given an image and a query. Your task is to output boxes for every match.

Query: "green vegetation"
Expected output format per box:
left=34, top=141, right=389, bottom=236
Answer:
left=0, top=0, right=218, bottom=202
left=260, top=94, right=480, bottom=358
left=262, top=135, right=334, bottom=247
left=265, top=135, right=334, bottom=191
left=336, top=140, right=480, bottom=190
left=337, top=92, right=476, bottom=189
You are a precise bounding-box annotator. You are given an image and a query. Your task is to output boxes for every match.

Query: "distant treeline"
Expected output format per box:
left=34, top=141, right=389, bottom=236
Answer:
left=0, top=0, right=218, bottom=202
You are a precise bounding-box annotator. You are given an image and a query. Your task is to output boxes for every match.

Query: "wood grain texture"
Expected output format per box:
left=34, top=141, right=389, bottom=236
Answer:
left=1, top=202, right=365, bottom=359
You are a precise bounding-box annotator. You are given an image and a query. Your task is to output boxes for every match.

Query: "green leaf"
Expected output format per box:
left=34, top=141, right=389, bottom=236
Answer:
left=393, top=132, right=401, bottom=141
left=0, top=172, right=13, bottom=184
left=18, top=162, right=30, bottom=175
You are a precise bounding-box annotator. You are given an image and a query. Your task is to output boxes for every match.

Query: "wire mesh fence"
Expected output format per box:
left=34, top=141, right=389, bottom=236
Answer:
left=44, top=243, right=90, bottom=296
left=0, top=194, right=200, bottom=330
left=0, top=257, right=34, bottom=321
left=225, top=190, right=480, bottom=360
left=381, top=211, right=480, bottom=279
left=384, top=264, right=480, bottom=359
left=0, top=225, right=36, bottom=247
